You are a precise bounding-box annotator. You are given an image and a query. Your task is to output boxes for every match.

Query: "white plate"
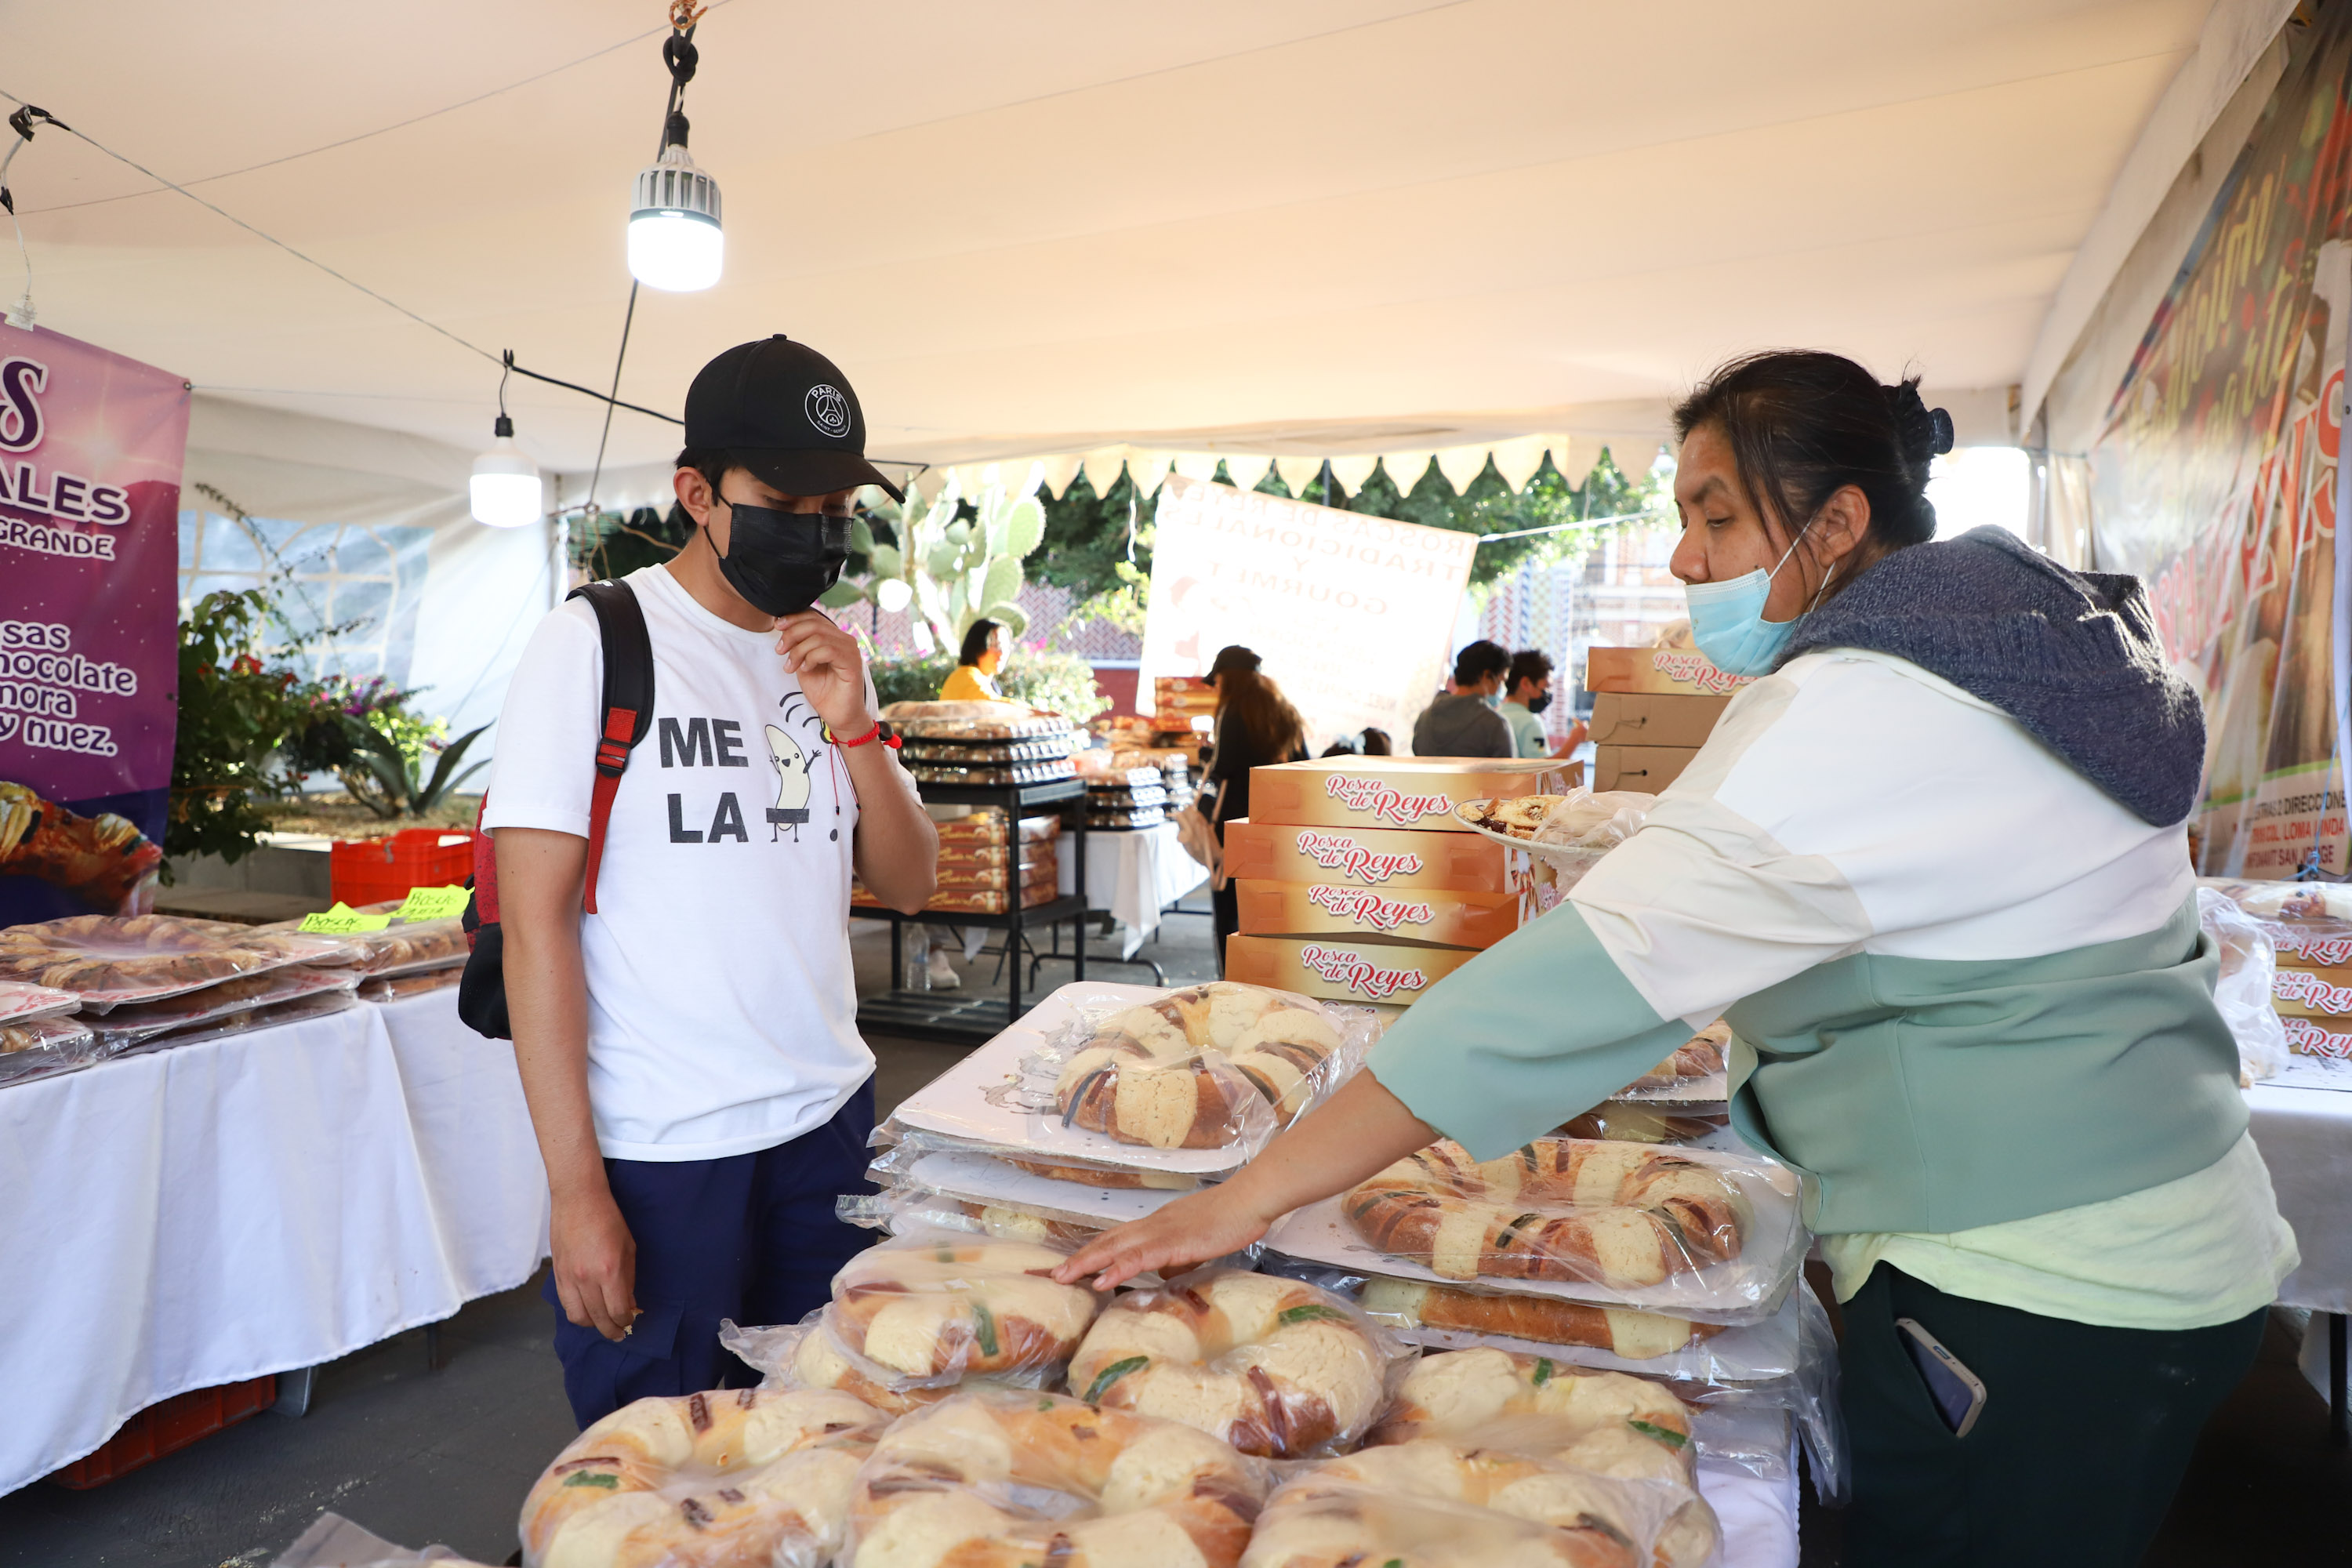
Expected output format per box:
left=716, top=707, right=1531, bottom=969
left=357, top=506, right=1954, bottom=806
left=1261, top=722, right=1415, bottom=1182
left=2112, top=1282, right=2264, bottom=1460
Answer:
left=886, top=980, right=1255, bottom=1176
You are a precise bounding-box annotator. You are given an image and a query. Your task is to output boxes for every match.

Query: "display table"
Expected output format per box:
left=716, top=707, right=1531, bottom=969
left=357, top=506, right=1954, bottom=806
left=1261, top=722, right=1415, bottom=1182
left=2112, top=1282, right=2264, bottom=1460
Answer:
left=0, top=991, right=547, bottom=1496
left=1053, top=820, right=1210, bottom=958
left=2245, top=1083, right=2352, bottom=1313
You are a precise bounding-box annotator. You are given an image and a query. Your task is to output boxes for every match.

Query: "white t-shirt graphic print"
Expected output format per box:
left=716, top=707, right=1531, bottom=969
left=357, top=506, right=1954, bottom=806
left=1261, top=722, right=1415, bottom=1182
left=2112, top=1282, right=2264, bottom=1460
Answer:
left=482, top=564, right=880, bottom=1160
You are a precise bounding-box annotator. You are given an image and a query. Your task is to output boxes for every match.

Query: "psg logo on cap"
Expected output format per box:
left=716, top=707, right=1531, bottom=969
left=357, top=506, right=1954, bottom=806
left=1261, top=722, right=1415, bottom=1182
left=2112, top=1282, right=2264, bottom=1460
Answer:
left=805, top=383, right=851, bottom=438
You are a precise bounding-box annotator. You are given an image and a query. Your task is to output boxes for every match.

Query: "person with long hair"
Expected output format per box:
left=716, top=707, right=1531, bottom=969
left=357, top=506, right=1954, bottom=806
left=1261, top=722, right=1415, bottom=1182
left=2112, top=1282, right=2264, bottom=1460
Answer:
left=1200, top=644, right=1308, bottom=970
left=1059, top=351, right=2293, bottom=1566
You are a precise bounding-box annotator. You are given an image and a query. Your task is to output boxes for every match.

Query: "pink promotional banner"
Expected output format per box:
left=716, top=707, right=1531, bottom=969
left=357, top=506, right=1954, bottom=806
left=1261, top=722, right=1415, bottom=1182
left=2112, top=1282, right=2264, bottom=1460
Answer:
left=0, top=320, right=190, bottom=923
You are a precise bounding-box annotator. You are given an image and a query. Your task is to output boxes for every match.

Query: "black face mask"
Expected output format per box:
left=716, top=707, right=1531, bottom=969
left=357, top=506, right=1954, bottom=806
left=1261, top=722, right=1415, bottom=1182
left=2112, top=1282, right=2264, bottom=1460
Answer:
left=713, top=500, right=851, bottom=617
left=1525, top=691, right=1553, bottom=716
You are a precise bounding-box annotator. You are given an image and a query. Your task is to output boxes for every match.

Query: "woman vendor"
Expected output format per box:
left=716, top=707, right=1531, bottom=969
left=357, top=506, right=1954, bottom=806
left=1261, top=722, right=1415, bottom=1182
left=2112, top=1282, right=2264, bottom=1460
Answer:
left=940, top=618, right=1008, bottom=702
left=1058, top=350, right=2296, bottom=1566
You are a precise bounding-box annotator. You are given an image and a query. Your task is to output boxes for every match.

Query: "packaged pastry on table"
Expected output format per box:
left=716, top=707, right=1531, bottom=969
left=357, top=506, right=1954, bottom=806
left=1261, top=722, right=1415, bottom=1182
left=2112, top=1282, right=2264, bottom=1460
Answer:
left=810, top=1230, right=1102, bottom=1398
left=92, top=964, right=362, bottom=1051
left=902, top=737, right=1070, bottom=764
left=359, top=966, right=465, bottom=1003
left=915, top=882, right=1058, bottom=915
left=1368, top=1348, right=1699, bottom=1473
left=1086, top=807, right=1167, bottom=829
left=844, top=1388, right=1268, bottom=1568
left=866, top=1123, right=1207, bottom=1192
left=838, top=1181, right=1106, bottom=1249
left=931, top=860, right=1057, bottom=894
left=259, top=900, right=470, bottom=978
left=1042, top=980, right=1374, bottom=1139
left=882, top=699, right=1076, bottom=740
left=930, top=808, right=1062, bottom=847
left=1623, top=1020, right=1729, bottom=1091
left=1553, top=1103, right=1728, bottom=1144
left=517, top=1386, right=889, bottom=1568
left=910, top=759, right=1076, bottom=787
left=1065, top=1269, right=1405, bottom=1458
left=0, top=914, right=347, bottom=1012
left=0, top=978, right=80, bottom=1025
left=0, top=1014, right=107, bottom=1087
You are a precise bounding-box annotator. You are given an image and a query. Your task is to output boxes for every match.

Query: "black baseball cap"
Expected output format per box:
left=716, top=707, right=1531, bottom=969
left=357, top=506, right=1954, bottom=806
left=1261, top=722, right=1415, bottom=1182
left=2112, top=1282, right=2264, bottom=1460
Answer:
left=682, top=335, right=905, bottom=502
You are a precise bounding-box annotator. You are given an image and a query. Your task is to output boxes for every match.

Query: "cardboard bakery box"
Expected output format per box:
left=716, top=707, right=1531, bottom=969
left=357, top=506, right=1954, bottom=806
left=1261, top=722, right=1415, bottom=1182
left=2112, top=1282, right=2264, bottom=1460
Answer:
left=1153, top=677, right=1218, bottom=720
left=1233, top=878, right=1522, bottom=949
left=1593, top=745, right=1701, bottom=793
left=1220, top=818, right=1534, bottom=895
left=2270, top=967, right=2352, bottom=1020
left=1584, top=647, right=1754, bottom=699
left=2281, top=1014, right=2352, bottom=1061
left=1225, top=934, right=1479, bottom=1006
left=1249, top=757, right=1581, bottom=834
left=1587, top=692, right=1732, bottom=750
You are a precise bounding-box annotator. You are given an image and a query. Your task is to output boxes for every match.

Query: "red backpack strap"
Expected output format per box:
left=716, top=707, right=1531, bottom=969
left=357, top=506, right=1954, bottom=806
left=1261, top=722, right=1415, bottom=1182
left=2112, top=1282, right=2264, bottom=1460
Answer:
left=565, top=580, right=656, bottom=914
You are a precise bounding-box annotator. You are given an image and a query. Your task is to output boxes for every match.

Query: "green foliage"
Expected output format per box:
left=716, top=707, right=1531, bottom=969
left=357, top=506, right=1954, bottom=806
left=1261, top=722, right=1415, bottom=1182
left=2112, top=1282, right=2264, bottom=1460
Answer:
left=339, top=716, right=491, bottom=819
left=568, top=503, right=692, bottom=580
left=998, top=648, right=1111, bottom=724
left=168, top=590, right=306, bottom=869
left=870, top=652, right=956, bottom=710
left=843, top=467, right=1050, bottom=648
left=1035, top=466, right=1152, bottom=602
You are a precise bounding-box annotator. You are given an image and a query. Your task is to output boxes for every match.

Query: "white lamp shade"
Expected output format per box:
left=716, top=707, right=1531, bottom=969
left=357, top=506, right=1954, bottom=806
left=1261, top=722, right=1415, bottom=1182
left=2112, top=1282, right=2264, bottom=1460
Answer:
left=470, top=437, right=543, bottom=528
left=875, top=577, right=913, bottom=614
left=627, top=209, right=724, bottom=292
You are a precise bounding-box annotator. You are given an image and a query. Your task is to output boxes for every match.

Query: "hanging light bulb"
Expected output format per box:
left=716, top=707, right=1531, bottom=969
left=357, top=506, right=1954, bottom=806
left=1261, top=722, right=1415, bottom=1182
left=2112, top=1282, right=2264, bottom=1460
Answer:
left=471, top=414, right=543, bottom=528
left=627, top=141, right=722, bottom=291
left=626, top=17, right=721, bottom=292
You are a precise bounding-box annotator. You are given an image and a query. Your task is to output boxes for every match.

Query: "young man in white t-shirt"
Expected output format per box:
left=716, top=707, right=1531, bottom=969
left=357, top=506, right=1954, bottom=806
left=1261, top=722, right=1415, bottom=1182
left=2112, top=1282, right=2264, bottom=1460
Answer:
left=484, top=336, right=938, bottom=1425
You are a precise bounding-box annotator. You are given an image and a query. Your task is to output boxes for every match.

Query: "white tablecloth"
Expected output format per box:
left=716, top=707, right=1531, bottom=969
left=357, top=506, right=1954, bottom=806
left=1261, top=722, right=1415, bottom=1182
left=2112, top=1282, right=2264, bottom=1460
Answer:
left=2246, top=1083, right=2352, bottom=1314
left=1055, top=821, right=1210, bottom=956
left=0, top=991, right=547, bottom=1495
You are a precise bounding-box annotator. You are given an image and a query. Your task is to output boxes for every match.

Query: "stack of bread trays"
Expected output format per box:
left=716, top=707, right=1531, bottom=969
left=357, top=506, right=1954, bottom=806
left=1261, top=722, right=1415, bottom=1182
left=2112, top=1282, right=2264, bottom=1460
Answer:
left=852, top=808, right=1060, bottom=916
left=1220, top=756, right=1576, bottom=1009
left=1583, top=646, right=1749, bottom=792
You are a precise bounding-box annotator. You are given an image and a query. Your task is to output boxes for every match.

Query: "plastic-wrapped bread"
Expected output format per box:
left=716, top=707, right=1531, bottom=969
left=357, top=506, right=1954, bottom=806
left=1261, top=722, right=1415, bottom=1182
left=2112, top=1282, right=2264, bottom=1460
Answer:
left=823, top=1233, right=1102, bottom=1384
left=1358, top=1278, right=1714, bottom=1359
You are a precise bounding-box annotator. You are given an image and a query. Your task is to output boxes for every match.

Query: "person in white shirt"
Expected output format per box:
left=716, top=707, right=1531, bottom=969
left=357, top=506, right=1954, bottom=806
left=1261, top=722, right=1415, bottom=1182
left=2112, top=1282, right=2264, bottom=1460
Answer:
left=484, top=336, right=937, bottom=1425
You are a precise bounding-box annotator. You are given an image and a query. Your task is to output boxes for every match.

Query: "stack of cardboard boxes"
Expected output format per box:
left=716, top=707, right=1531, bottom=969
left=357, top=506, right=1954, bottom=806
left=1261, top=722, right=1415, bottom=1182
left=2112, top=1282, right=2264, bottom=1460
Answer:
left=2264, top=915, right=2352, bottom=1062
left=1583, top=646, right=1751, bottom=792
left=1218, top=757, right=1574, bottom=1008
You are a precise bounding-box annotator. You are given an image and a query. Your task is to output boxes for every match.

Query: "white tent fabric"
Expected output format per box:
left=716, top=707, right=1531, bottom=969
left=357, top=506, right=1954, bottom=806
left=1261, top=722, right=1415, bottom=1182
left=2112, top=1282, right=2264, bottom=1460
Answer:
left=3, top=0, right=2247, bottom=481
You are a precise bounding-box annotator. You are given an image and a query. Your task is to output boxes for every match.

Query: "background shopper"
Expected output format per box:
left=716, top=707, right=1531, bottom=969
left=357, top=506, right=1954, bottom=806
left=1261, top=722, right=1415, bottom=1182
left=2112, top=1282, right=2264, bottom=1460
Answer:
left=939, top=619, right=1008, bottom=702
left=1200, top=644, right=1308, bottom=971
left=1410, top=640, right=1513, bottom=757
left=1499, top=649, right=1589, bottom=760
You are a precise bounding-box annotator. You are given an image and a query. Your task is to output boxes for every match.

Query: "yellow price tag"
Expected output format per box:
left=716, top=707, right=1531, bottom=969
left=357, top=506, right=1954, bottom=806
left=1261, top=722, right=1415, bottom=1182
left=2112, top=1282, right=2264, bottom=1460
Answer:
left=395, top=884, right=471, bottom=922
left=299, top=902, right=395, bottom=935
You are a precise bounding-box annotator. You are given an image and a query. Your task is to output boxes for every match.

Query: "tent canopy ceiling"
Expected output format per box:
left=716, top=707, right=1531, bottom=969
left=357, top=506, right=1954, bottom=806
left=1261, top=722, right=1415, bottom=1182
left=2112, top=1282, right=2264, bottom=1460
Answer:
left=9, top=0, right=2230, bottom=480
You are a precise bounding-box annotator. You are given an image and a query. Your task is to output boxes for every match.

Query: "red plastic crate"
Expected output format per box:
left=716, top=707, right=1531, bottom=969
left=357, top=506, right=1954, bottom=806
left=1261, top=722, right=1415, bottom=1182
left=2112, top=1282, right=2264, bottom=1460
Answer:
left=49, top=1374, right=277, bottom=1488
left=331, top=828, right=474, bottom=907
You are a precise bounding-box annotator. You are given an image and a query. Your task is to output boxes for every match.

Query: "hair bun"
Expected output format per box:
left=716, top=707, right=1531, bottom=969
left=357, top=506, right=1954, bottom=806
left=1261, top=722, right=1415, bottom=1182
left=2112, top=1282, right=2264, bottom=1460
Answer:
left=1927, top=407, right=1955, bottom=456
left=1885, top=380, right=1952, bottom=474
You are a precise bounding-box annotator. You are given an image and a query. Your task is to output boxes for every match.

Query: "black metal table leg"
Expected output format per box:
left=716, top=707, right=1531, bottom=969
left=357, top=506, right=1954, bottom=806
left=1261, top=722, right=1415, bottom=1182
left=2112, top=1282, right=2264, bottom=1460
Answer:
left=1073, top=812, right=1088, bottom=983
left=2331, top=1312, right=2347, bottom=1447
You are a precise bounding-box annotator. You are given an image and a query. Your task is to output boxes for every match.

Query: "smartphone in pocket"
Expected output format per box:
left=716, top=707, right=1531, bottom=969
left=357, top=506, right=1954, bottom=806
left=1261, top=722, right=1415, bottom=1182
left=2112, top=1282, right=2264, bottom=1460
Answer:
left=1896, top=1316, right=1987, bottom=1437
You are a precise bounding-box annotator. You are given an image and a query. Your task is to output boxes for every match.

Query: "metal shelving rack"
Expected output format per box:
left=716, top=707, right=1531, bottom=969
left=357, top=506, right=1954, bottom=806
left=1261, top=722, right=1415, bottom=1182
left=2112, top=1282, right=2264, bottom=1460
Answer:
left=851, top=775, right=1089, bottom=1042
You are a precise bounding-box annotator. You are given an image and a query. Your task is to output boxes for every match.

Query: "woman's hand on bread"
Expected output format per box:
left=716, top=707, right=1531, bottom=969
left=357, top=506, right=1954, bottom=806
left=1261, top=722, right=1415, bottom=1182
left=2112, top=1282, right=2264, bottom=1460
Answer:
left=1052, top=1185, right=1277, bottom=1292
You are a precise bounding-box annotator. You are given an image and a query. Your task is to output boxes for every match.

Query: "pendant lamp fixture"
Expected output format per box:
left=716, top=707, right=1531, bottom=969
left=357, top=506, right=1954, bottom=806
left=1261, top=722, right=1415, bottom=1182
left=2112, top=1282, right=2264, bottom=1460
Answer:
left=627, top=5, right=722, bottom=292
left=470, top=361, right=543, bottom=528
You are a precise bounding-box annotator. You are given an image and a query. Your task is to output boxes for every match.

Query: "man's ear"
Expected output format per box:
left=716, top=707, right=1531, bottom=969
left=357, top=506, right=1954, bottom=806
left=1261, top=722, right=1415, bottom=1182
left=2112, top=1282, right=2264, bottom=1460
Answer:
left=674, top=466, right=716, bottom=527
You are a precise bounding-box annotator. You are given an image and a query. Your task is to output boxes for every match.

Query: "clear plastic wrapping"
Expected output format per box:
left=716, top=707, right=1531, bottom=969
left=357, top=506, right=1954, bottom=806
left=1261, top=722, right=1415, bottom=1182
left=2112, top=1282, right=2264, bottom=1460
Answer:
left=844, top=1388, right=1269, bottom=1568
left=722, top=1315, right=969, bottom=1417
left=1554, top=1103, right=1728, bottom=1144
left=0, top=1014, right=107, bottom=1087
left=0, top=978, right=80, bottom=1024
left=1241, top=1450, right=1709, bottom=1568
left=0, top=913, right=347, bottom=1012
left=359, top=966, right=465, bottom=1003
left=260, top=901, right=470, bottom=978
left=1032, top=982, right=1377, bottom=1156
left=517, top=1386, right=888, bottom=1568
left=839, top=1181, right=1109, bottom=1249
left=1453, top=788, right=1653, bottom=882
left=822, top=1230, right=1104, bottom=1385
left=932, top=862, right=1057, bottom=893
left=1624, top=1021, right=1729, bottom=1091
left=1367, top=1348, right=1700, bottom=1473
left=89, top=964, right=361, bottom=1051
left=2197, top=885, right=2290, bottom=1083
left=271, top=1511, right=495, bottom=1566
left=1279, top=1137, right=1802, bottom=1325
left=869, top=1125, right=1206, bottom=1192
left=1065, top=1268, right=1411, bottom=1458
left=929, top=808, right=1062, bottom=846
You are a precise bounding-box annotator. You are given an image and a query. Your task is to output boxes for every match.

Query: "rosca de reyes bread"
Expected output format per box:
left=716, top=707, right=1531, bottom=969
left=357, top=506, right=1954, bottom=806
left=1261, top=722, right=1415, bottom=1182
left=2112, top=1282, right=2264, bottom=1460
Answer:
left=1367, top=1348, right=1697, bottom=1478
left=1345, top=1138, right=1748, bottom=1287
left=826, top=1237, right=1100, bottom=1382
left=1239, top=1469, right=1641, bottom=1568
left=1054, top=982, right=1347, bottom=1149
left=1065, top=1271, right=1385, bottom=1457
left=1627, top=1021, right=1728, bottom=1089
left=518, top=1387, right=886, bottom=1568
left=846, top=1388, right=1265, bottom=1568
left=1359, top=1277, right=1716, bottom=1359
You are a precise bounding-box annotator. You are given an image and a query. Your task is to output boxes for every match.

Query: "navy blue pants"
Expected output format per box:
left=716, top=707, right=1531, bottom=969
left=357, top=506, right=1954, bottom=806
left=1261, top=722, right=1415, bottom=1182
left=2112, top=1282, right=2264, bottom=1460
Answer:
left=545, top=1080, right=876, bottom=1428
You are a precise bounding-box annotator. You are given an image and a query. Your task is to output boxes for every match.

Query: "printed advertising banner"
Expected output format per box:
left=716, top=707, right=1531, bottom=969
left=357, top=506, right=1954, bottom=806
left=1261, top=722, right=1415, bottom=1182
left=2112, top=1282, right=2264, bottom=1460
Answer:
left=2090, top=11, right=2352, bottom=878
left=1139, top=475, right=1477, bottom=746
left=0, top=321, right=191, bottom=923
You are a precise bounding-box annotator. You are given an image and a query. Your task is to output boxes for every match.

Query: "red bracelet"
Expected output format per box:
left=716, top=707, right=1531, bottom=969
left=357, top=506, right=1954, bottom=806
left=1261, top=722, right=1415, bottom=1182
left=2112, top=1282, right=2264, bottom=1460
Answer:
left=829, top=719, right=900, bottom=750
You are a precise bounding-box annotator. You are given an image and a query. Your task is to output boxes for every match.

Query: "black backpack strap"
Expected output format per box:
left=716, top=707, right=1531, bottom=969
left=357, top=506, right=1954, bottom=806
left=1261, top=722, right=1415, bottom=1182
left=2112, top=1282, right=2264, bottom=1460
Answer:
left=567, top=580, right=655, bottom=913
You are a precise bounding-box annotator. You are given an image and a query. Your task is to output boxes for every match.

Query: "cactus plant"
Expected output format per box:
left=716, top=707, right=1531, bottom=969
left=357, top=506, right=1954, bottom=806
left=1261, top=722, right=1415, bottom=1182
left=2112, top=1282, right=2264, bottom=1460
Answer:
left=828, top=462, right=1048, bottom=653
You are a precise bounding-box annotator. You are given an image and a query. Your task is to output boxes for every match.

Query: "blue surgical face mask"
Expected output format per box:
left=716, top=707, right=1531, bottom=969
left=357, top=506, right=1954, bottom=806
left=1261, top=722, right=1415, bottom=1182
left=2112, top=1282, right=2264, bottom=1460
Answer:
left=1685, top=534, right=1812, bottom=677
left=1480, top=690, right=1502, bottom=710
